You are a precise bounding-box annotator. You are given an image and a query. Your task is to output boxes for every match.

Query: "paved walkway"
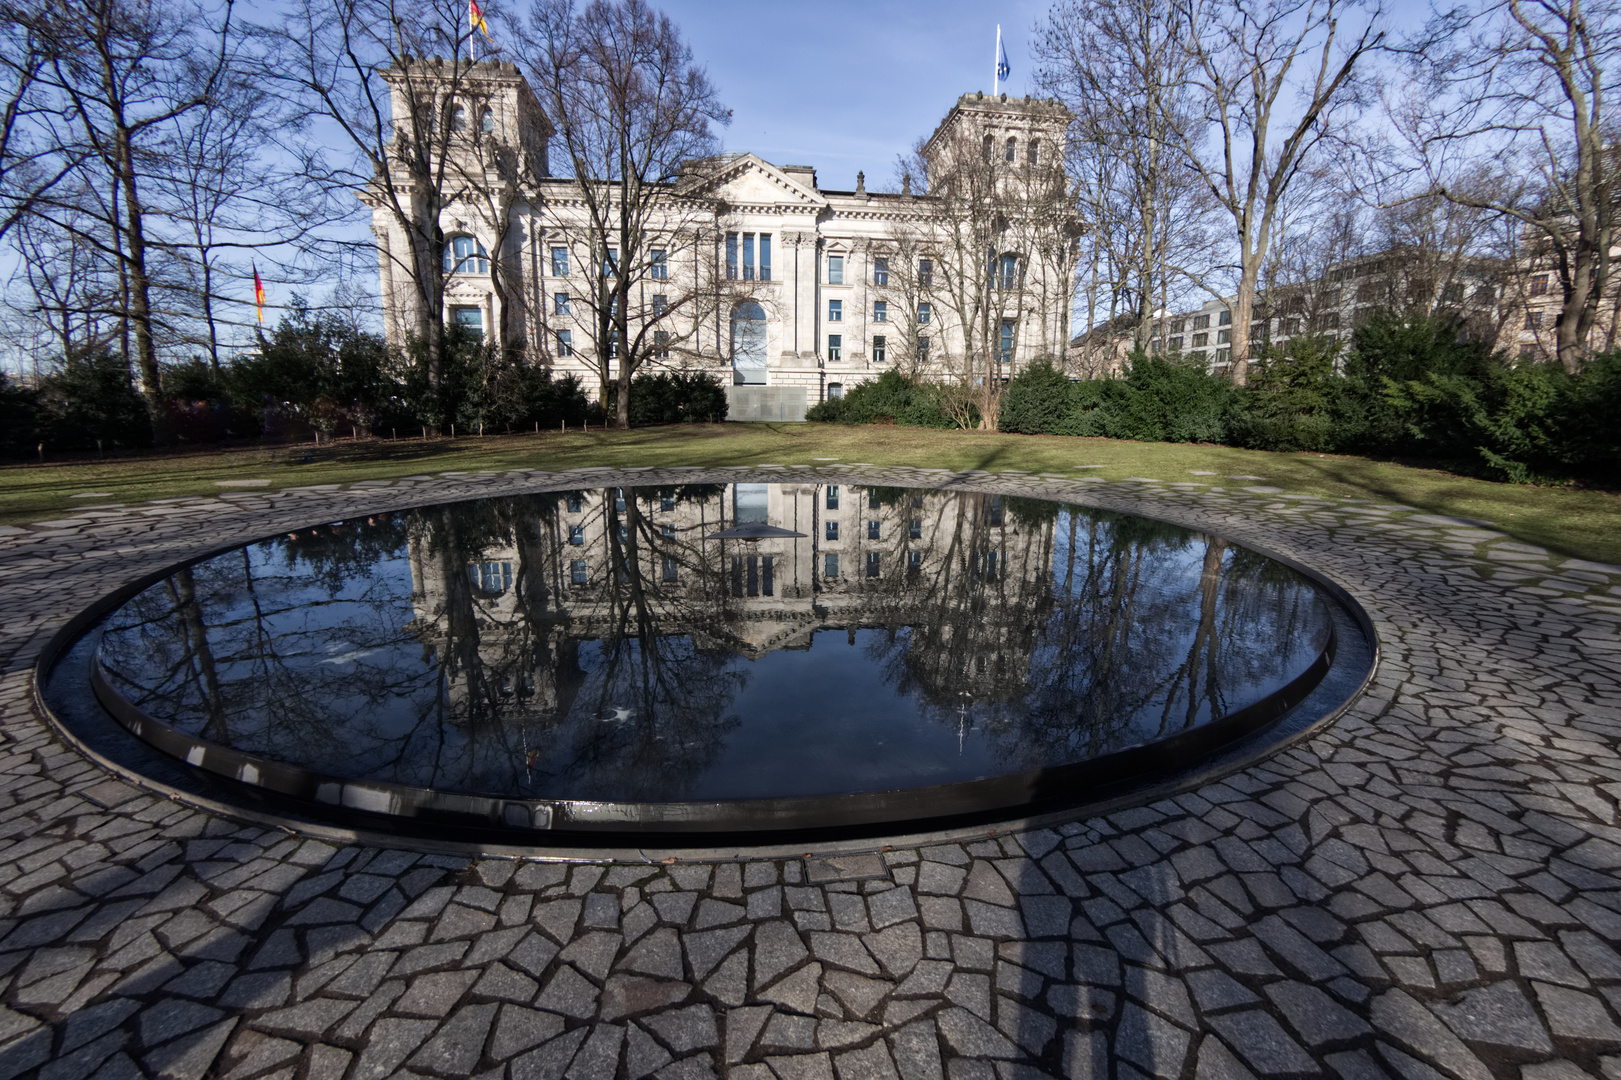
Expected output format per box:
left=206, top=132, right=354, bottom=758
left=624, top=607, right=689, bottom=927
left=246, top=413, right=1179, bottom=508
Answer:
left=1, top=464, right=1619, bottom=1080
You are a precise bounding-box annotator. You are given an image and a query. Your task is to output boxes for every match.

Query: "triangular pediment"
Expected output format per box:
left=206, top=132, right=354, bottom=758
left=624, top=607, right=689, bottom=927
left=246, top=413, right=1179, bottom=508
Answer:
left=709, top=155, right=827, bottom=209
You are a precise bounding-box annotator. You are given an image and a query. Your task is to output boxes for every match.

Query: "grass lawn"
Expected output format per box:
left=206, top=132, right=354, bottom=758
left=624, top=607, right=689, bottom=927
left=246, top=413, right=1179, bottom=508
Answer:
left=4, top=423, right=1617, bottom=565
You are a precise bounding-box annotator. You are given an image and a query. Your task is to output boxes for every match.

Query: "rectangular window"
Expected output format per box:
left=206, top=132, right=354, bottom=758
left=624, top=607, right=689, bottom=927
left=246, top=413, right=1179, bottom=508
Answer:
left=865, top=552, right=881, bottom=578
left=826, top=521, right=839, bottom=541
left=908, top=550, right=922, bottom=573
left=604, top=248, right=618, bottom=276
left=556, top=329, right=573, bottom=356
left=570, top=559, right=587, bottom=585
left=827, top=255, right=844, bottom=284
left=1442, top=283, right=1464, bottom=303
left=654, top=330, right=670, bottom=358
left=1192, top=332, right=1208, bottom=347
left=661, top=524, right=675, bottom=538
left=551, top=247, right=569, bottom=275
left=569, top=525, right=584, bottom=545
left=652, top=294, right=667, bottom=317
left=1170, top=318, right=1186, bottom=333
left=918, top=303, right=931, bottom=324
left=873, top=300, right=887, bottom=322
left=662, top=556, right=678, bottom=582
left=824, top=553, right=839, bottom=579
left=743, top=233, right=755, bottom=281
left=759, top=234, right=771, bottom=281
left=867, top=520, right=880, bottom=540
left=1192, top=314, right=1211, bottom=329
left=917, top=335, right=930, bottom=363
left=873, top=336, right=886, bottom=364
left=1530, top=274, right=1549, bottom=296
left=918, top=258, right=932, bottom=286
left=1216, top=348, right=1231, bottom=362
left=614, top=489, right=626, bottom=511
left=567, top=493, right=583, bottom=513
left=1218, top=310, right=1232, bottom=325
left=827, top=382, right=844, bottom=399
left=1525, top=311, right=1542, bottom=329
left=827, top=334, right=842, bottom=362
left=909, top=519, right=921, bottom=539
left=874, top=257, right=889, bottom=286
left=826, top=485, right=839, bottom=510
left=661, top=493, right=675, bottom=511
left=828, top=299, right=842, bottom=323
left=989, top=497, right=1002, bottom=526
left=726, top=233, right=738, bottom=280
left=554, top=293, right=569, bottom=315
left=1168, top=336, right=1183, bottom=350
left=650, top=249, right=668, bottom=279
left=1217, top=329, right=1232, bottom=344
left=1520, top=344, right=1536, bottom=359
left=999, top=320, right=1015, bottom=364
left=452, top=306, right=484, bottom=335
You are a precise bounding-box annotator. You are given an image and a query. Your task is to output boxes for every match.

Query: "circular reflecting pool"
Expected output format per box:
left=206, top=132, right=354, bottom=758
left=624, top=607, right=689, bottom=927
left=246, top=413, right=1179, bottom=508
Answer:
left=53, top=479, right=1372, bottom=837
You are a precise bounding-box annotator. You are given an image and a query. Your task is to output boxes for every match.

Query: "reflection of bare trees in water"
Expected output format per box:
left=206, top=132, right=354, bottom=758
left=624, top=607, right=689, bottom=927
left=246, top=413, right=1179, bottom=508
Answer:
left=98, top=482, right=1330, bottom=803
left=859, top=492, right=1328, bottom=773
left=99, top=516, right=442, bottom=782
left=531, top=488, right=745, bottom=801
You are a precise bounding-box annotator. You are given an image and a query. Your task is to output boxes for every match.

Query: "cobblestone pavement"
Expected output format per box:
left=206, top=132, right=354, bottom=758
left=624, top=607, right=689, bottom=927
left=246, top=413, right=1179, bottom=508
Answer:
left=1, top=463, right=1620, bottom=1080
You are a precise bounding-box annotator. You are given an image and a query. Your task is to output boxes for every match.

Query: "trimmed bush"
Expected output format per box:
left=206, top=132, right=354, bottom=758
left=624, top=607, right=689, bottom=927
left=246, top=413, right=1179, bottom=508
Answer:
left=998, top=360, right=1076, bottom=434
left=805, top=370, right=954, bottom=427
left=616, top=370, right=728, bottom=424
left=1232, top=334, right=1347, bottom=452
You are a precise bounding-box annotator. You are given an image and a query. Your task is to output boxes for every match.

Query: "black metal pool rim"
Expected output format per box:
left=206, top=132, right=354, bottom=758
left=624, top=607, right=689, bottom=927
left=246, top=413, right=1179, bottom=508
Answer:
left=33, top=474, right=1379, bottom=843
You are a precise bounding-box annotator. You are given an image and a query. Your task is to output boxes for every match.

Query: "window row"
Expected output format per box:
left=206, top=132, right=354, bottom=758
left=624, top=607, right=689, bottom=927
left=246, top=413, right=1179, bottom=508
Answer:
left=546, top=247, right=666, bottom=278
left=980, top=134, right=1043, bottom=165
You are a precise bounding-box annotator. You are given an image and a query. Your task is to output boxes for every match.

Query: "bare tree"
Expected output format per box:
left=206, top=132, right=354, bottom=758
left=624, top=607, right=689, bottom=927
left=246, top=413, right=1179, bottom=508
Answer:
left=1036, top=0, right=1211, bottom=356
left=1402, top=0, right=1621, bottom=371
left=4, top=0, right=239, bottom=430
left=260, top=0, right=494, bottom=424
left=515, top=0, right=732, bottom=427
left=1173, top=0, right=1383, bottom=384
left=897, top=99, right=1077, bottom=430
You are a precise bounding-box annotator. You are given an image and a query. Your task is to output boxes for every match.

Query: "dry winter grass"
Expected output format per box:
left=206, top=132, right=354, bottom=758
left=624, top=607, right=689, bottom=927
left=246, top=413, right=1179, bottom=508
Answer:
left=1, top=422, right=1617, bottom=563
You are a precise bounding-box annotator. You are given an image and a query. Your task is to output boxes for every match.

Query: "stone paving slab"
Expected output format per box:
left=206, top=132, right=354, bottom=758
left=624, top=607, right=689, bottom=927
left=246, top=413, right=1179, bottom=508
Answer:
left=0, top=465, right=1619, bottom=1080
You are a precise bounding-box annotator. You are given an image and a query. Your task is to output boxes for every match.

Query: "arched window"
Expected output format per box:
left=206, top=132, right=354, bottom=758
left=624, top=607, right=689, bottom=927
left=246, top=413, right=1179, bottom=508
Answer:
left=450, top=104, right=468, bottom=132
left=1028, top=138, right=1040, bottom=165
left=443, top=235, right=488, bottom=274
left=982, top=134, right=994, bottom=162
left=988, top=252, right=1020, bottom=289
left=1005, top=136, right=1017, bottom=162
left=480, top=108, right=494, bottom=133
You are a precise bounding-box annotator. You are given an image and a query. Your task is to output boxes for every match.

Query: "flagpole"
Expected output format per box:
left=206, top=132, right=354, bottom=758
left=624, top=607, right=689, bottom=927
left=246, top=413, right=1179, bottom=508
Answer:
left=994, top=25, right=1001, bottom=95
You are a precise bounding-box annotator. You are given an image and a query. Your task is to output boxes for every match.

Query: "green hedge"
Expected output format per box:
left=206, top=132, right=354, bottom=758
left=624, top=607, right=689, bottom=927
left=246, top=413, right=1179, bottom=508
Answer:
left=805, top=370, right=955, bottom=427
left=607, top=370, right=728, bottom=424
left=805, top=313, right=1621, bottom=485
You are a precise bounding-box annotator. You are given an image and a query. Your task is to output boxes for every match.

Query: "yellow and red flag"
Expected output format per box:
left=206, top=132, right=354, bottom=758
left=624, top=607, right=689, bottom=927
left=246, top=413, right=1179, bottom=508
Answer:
left=469, top=0, right=493, bottom=42
left=252, top=263, right=265, bottom=324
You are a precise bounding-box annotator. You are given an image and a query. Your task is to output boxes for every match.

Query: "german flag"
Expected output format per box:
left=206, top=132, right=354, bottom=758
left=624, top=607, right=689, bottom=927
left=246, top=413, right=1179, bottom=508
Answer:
left=470, top=0, right=493, bottom=42
left=253, top=263, right=265, bottom=324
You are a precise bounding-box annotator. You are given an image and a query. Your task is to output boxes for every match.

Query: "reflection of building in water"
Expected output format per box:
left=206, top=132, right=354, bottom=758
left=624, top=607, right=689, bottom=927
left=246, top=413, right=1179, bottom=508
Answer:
left=406, top=483, right=1057, bottom=723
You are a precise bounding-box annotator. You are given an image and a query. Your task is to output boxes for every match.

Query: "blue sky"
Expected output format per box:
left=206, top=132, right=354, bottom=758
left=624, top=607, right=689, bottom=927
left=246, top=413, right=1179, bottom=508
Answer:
left=656, top=0, right=1049, bottom=191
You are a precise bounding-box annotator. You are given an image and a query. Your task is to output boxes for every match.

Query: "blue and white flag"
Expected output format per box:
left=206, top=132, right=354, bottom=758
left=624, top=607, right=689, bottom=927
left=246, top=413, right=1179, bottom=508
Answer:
left=997, top=34, right=1011, bottom=80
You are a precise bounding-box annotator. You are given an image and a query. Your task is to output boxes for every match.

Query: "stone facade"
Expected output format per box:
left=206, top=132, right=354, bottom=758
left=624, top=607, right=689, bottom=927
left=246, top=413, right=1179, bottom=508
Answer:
left=368, top=63, right=1074, bottom=405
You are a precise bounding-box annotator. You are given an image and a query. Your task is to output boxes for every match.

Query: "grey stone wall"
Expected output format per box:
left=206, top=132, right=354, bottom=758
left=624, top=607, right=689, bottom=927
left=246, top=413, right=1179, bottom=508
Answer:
left=725, top=386, right=808, bottom=422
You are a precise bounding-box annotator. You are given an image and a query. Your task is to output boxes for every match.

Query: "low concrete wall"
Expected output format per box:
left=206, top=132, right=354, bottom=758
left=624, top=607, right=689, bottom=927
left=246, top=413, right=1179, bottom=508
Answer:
left=724, top=385, right=808, bottom=422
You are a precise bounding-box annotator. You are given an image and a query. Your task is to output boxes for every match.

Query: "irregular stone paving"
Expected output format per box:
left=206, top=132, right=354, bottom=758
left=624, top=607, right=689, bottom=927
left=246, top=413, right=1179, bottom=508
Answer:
left=1, top=463, right=1620, bottom=1080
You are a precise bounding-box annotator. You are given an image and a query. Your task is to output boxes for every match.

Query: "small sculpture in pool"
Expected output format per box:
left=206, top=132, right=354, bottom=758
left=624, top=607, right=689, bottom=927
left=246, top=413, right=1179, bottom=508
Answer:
left=94, top=482, right=1332, bottom=805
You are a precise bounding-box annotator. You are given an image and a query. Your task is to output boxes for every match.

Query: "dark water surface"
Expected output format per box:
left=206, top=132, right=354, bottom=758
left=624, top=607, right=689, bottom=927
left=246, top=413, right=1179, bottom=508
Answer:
left=95, top=482, right=1332, bottom=803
